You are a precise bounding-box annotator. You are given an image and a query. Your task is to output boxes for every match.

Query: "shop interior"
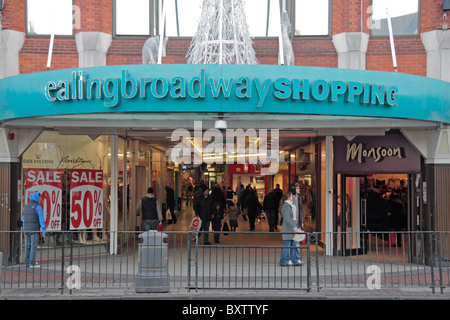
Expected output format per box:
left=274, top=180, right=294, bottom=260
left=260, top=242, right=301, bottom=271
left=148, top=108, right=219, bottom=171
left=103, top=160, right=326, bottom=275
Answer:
left=336, top=173, right=413, bottom=254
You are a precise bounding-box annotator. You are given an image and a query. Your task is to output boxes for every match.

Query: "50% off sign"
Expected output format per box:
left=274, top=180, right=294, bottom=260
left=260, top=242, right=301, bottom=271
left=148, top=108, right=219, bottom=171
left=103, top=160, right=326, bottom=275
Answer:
left=25, top=169, right=62, bottom=231
left=70, top=169, right=103, bottom=230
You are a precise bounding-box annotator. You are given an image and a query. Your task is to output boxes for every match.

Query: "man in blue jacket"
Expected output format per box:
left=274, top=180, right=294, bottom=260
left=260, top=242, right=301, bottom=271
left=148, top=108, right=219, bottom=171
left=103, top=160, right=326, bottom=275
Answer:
left=22, top=192, right=46, bottom=268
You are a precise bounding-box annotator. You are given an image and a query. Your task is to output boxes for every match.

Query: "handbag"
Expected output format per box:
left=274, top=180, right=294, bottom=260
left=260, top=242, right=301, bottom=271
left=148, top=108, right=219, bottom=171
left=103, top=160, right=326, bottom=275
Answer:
left=222, top=221, right=230, bottom=236
left=157, top=222, right=163, bottom=232
left=190, top=216, right=202, bottom=232
left=293, top=227, right=306, bottom=244
left=166, top=208, right=172, bottom=220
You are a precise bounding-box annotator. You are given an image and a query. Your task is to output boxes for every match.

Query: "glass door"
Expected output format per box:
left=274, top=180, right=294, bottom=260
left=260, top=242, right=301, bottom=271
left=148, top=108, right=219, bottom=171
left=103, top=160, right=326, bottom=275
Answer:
left=335, top=174, right=367, bottom=255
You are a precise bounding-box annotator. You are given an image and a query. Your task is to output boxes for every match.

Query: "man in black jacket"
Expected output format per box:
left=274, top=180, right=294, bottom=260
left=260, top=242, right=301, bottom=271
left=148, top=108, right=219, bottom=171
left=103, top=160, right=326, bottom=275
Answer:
left=136, top=187, right=162, bottom=231
left=194, top=186, right=212, bottom=245
left=263, top=190, right=279, bottom=232
left=245, top=189, right=261, bottom=231
left=165, top=186, right=177, bottom=224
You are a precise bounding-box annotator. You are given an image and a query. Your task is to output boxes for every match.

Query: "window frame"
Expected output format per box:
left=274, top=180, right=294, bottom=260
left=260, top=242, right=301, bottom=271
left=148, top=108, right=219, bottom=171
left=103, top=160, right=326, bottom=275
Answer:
left=25, top=0, right=75, bottom=38
left=112, top=0, right=333, bottom=40
left=113, top=0, right=159, bottom=39
left=290, top=0, right=333, bottom=40
left=369, top=0, right=421, bottom=39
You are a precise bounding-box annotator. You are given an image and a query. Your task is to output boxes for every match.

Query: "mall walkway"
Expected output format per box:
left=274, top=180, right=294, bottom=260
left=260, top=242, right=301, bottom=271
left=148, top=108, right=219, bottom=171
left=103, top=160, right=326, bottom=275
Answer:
left=164, top=200, right=278, bottom=234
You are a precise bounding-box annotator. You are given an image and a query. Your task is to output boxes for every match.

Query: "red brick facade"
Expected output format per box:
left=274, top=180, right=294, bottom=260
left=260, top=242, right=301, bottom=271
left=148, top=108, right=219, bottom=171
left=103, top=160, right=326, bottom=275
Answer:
left=0, top=0, right=445, bottom=75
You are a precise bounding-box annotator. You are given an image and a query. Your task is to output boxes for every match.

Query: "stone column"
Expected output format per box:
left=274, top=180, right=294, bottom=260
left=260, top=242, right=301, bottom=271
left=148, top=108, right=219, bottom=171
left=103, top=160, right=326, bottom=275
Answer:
left=332, top=32, right=369, bottom=70
left=75, top=32, right=112, bottom=68
left=0, top=29, right=24, bottom=79
left=422, top=30, right=450, bottom=82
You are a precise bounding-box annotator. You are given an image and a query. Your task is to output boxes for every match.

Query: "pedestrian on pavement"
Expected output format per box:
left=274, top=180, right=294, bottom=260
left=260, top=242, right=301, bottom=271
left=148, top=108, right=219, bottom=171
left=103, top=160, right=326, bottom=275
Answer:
left=226, top=200, right=239, bottom=231
left=279, top=191, right=302, bottom=267
left=211, top=201, right=224, bottom=243
left=165, top=186, right=177, bottom=224
left=22, top=192, right=46, bottom=268
left=263, top=190, right=278, bottom=232
left=290, top=182, right=304, bottom=230
left=136, top=187, right=163, bottom=231
left=194, top=186, right=213, bottom=245
left=245, top=189, right=261, bottom=231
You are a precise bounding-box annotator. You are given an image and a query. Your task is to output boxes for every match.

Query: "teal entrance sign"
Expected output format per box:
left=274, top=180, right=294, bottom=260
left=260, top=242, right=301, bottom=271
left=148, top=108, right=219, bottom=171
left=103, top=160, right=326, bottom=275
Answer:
left=1, top=64, right=449, bottom=122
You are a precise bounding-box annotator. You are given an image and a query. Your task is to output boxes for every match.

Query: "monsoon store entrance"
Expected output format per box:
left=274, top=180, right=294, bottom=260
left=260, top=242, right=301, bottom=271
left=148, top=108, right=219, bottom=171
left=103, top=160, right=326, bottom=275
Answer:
left=333, top=133, right=422, bottom=256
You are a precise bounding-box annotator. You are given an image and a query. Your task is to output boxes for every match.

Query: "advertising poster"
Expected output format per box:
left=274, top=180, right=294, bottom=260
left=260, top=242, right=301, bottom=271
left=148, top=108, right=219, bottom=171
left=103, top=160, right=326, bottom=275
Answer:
left=70, top=169, right=104, bottom=230
left=25, top=168, right=63, bottom=231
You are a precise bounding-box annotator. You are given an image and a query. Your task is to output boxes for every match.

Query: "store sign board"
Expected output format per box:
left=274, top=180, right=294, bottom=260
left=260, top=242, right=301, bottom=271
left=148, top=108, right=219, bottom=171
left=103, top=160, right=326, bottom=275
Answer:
left=43, top=69, right=399, bottom=108
left=0, top=64, right=449, bottom=123
left=25, top=169, right=63, bottom=231
left=69, top=169, right=103, bottom=230
left=334, top=134, right=421, bottom=173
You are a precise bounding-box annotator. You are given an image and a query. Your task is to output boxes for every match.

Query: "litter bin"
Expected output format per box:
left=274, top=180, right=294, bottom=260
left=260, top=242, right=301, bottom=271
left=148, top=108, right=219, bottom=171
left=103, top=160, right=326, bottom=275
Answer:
left=135, top=231, right=170, bottom=293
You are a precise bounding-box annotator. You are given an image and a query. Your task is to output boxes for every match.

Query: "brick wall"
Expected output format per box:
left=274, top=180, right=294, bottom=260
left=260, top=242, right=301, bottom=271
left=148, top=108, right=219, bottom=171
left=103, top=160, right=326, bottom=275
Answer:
left=4, top=0, right=442, bottom=77
left=1, top=0, right=25, bottom=32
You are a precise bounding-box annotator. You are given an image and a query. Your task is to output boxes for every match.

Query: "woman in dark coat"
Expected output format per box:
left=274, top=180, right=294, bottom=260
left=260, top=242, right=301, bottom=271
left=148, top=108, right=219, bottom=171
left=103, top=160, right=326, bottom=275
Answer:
left=211, top=201, right=224, bottom=243
left=245, top=189, right=261, bottom=231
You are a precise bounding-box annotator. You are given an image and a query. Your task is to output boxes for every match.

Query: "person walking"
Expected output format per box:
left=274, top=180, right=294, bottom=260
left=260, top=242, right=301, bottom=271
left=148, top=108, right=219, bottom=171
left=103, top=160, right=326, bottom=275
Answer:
left=194, top=186, right=213, bottom=245
left=226, top=200, right=239, bottom=231
left=211, top=201, right=224, bottom=243
left=290, top=182, right=304, bottom=230
left=263, top=190, right=278, bottom=232
left=22, top=192, right=46, bottom=268
left=135, top=187, right=163, bottom=231
left=279, top=192, right=302, bottom=266
left=165, top=186, right=177, bottom=224
left=245, top=189, right=261, bottom=231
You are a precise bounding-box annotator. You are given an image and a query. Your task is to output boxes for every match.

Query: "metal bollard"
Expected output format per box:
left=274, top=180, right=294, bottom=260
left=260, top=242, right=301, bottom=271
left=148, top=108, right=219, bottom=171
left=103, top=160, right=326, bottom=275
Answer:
left=135, top=231, right=170, bottom=293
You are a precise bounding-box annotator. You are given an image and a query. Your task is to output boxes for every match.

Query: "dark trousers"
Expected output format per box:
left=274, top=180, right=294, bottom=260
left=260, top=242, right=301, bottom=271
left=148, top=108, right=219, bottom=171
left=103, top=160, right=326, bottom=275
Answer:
left=168, top=206, right=177, bottom=223
left=248, top=213, right=256, bottom=231
left=266, top=209, right=277, bottom=232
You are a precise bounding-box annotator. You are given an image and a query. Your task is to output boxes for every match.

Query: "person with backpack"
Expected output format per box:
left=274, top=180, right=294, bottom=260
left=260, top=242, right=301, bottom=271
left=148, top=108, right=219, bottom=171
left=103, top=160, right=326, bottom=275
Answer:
left=136, top=187, right=163, bottom=231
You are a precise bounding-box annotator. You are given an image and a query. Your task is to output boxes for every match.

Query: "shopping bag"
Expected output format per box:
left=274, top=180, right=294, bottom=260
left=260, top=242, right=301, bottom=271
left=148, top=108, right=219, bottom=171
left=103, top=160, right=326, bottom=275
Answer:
left=157, top=222, right=163, bottom=232
left=166, top=209, right=172, bottom=221
left=222, top=221, right=230, bottom=236
left=390, top=232, right=397, bottom=246
left=190, top=216, right=202, bottom=232
left=293, top=227, right=307, bottom=244
left=300, top=227, right=307, bottom=244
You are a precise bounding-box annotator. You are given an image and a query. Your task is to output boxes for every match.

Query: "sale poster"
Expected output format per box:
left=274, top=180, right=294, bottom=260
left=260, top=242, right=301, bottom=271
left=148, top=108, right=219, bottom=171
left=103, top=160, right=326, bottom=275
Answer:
left=70, top=169, right=104, bottom=230
left=25, top=168, right=63, bottom=231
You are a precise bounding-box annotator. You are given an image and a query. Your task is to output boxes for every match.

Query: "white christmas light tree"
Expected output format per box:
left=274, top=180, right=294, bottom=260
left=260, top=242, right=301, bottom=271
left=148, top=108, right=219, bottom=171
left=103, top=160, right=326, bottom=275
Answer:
left=186, top=0, right=258, bottom=65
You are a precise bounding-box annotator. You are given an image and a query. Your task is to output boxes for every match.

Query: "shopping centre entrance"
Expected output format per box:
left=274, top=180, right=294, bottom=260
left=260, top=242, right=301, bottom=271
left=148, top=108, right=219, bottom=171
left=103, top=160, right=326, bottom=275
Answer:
left=16, top=113, right=427, bottom=257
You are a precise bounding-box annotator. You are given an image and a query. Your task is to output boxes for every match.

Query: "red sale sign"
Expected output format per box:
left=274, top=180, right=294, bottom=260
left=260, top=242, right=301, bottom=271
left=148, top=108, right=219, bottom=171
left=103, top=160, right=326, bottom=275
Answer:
left=70, top=169, right=103, bottom=230
left=25, top=169, right=63, bottom=231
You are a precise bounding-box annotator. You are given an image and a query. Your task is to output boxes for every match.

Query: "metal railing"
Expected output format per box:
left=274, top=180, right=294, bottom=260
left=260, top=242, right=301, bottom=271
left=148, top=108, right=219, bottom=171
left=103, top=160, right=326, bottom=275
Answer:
left=0, top=230, right=448, bottom=294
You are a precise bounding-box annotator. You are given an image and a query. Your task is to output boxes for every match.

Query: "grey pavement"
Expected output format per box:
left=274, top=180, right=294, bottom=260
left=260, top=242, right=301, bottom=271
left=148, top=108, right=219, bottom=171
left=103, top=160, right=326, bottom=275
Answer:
left=1, top=285, right=449, bottom=300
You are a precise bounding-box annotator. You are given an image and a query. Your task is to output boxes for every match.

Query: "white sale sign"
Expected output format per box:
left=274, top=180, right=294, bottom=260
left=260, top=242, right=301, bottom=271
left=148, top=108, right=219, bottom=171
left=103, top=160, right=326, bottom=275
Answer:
left=70, top=169, right=103, bottom=230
